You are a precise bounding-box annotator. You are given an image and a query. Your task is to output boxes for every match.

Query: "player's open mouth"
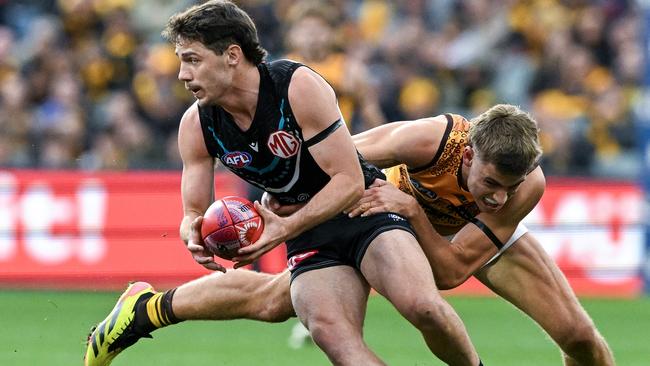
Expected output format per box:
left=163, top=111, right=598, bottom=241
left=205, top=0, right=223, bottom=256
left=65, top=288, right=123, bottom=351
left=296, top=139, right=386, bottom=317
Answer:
left=482, top=198, right=500, bottom=210
left=187, top=85, right=202, bottom=97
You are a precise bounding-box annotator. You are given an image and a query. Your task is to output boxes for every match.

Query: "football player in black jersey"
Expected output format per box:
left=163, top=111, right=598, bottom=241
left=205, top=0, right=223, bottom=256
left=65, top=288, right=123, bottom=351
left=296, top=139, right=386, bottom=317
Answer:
left=84, top=1, right=481, bottom=366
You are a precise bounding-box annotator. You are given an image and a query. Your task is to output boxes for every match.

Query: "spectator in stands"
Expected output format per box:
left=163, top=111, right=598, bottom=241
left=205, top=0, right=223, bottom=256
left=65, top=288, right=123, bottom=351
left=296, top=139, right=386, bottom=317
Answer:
left=284, top=1, right=387, bottom=133
left=0, top=0, right=642, bottom=177
left=0, top=73, right=33, bottom=167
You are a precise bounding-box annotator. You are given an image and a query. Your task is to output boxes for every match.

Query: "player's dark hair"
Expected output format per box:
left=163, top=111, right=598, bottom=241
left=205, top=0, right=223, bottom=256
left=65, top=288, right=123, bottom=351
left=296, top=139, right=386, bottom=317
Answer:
left=468, top=104, right=542, bottom=176
left=162, top=0, right=267, bottom=65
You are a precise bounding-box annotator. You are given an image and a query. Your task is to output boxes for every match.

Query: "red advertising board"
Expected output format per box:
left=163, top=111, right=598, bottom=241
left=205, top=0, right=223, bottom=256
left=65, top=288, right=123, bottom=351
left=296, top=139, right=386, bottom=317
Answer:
left=0, top=170, right=286, bottom=290
left=0, top=171, right=644, bottom=297
left=448, top=178, right=644, bottom=297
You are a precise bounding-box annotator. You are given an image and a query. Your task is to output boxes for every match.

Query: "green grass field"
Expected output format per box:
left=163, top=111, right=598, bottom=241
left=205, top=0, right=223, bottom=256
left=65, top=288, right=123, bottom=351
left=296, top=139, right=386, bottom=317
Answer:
left=0, top=290, right=648, bottom=365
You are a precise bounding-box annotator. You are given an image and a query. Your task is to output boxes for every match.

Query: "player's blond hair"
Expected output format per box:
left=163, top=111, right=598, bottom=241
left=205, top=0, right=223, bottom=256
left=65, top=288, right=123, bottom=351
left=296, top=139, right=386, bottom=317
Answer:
left=468, top=104, right=542, bottom=176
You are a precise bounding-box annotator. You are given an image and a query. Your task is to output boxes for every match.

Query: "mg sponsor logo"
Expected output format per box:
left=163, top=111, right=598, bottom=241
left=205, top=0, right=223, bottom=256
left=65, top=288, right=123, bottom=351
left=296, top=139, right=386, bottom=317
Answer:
left=222, top=151, right=252, bottom=169
left=267, top=131, right=300, bottom=158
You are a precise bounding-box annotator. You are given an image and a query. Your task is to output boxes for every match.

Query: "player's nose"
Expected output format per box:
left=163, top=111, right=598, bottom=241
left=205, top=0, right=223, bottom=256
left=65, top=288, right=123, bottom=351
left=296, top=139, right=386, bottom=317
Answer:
left=491, top=190, right=508, bottom=205
left=178, top=64, right=191, bottom=81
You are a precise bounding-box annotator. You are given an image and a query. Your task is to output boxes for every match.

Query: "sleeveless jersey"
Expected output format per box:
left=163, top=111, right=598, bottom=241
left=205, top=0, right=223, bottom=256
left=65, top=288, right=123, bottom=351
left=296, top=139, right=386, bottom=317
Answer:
left=384, top=114, right=479, bottom=236
left=198, top=59, right=383, bottom=205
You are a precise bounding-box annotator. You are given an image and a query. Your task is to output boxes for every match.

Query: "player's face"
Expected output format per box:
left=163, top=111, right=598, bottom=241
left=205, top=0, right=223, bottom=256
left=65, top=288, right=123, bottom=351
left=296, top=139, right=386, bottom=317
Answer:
left=175, top=39, right=233, bottom=106
left=464, top=149, right=526, bottom=213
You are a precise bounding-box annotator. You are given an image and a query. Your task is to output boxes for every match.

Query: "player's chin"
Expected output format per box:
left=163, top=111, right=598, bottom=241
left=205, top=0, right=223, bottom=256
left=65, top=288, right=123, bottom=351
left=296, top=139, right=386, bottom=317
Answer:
left=195, top=97, right=209, bottom=107
left=194, top=93, right=215, bottom=106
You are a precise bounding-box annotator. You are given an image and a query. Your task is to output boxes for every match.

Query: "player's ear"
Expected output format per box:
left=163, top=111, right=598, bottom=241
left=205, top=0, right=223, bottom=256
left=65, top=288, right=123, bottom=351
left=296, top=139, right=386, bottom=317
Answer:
left=462, top=146, right=474, bottom=167
left=225, top=44, right=242, bottom=65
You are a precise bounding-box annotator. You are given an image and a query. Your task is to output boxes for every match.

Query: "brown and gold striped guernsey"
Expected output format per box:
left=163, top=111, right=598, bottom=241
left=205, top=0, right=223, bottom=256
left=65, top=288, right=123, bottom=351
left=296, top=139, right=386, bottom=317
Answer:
left=384, top=114, right=479, bottom=236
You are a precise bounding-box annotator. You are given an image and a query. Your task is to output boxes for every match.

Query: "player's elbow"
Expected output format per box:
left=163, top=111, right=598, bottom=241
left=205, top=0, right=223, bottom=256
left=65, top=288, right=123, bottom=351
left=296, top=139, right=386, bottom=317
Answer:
left=429, top=252, right=473, bottom=290
left=343, top=174, right=365, bottom=202
left=351, top=181, right=365, bottom=201
left=434, top=268, right=471, bottom=290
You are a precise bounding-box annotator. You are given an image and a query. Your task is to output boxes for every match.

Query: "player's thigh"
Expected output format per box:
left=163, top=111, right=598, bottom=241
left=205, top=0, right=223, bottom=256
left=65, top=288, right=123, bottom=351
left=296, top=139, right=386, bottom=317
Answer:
left=474, top=233, right=592, bottom=335
left=290, top=265, right=370, bottom=329
left=360, top=229, right=439, bottom=304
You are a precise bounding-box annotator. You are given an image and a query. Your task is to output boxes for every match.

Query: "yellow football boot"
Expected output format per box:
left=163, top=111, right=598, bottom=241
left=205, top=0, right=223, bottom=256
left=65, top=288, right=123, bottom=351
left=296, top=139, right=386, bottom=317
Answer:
left=84, top=282, right=155, bottom=366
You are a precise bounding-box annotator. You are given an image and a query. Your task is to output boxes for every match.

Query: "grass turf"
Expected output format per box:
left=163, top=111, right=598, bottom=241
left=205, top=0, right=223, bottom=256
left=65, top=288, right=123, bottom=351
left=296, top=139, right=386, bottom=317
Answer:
left=0, top=289, right=648, bottom=365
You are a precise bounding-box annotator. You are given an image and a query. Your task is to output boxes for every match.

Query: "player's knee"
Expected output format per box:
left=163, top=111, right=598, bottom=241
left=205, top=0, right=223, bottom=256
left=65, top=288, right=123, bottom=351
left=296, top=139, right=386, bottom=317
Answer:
left=401, top=296, right=448, bottom=329
left=260, top=296, right=293, bottom=322
left=308, top=319, right=336, bottom=345
left=434, top=273, right=465, bottom=290
left=308, top=317, right=361, bottom=359
left=258, top=281, right=294, bottom=322
left=431, top=266, right=471, bottom=290
left=557, top=321, right=605, bottom=356
left=309, top=317, right=340, bottom=349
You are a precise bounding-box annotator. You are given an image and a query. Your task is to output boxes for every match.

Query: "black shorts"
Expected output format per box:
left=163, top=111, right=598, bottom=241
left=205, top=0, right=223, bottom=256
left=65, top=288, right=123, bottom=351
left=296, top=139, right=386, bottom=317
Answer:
left=286, top=212, right=415, bottom=282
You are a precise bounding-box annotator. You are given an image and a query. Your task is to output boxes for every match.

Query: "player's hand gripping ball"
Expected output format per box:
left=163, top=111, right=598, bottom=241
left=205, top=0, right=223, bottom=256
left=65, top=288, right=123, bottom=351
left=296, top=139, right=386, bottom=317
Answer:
left=201, top=196, right=264, bottom=260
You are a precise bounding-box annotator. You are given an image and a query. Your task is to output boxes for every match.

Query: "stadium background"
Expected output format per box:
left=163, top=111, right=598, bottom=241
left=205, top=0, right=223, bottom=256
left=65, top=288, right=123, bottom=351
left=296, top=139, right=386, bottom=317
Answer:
left=0, top=0, right=649, bottom=365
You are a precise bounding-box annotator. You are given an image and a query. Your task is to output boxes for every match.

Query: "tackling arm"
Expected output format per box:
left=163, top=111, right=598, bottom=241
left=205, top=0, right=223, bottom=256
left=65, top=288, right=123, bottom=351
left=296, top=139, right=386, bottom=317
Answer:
left=350, top=116, right=546, bottom=288
left=352, top=115, right=448, bottom=169
left=350, top=170, right=544, bottom=289
left=346, top=180, right=489, bottom=289
left=430, top=167, right=546, bottom=288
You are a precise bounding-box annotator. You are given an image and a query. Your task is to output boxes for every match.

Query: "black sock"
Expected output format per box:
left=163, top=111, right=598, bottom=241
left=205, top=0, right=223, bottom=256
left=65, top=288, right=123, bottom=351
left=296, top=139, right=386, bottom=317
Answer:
left=133, top=288, right=182, bottom=335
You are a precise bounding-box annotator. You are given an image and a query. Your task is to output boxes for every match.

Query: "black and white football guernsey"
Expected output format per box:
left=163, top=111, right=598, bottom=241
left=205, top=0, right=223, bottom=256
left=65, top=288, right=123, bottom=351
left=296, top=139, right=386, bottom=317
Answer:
left=198, top=59, right=383, bottom=205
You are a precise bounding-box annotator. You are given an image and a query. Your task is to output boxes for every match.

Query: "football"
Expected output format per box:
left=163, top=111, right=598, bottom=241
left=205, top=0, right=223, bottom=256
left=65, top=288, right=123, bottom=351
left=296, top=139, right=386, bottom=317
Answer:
left=200, top=196, right=264, bottom=260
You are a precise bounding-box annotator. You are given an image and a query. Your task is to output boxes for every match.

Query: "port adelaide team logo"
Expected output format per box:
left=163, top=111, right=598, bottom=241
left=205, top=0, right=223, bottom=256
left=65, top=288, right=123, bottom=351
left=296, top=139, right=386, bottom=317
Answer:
left=222, top=151, right=252, bottom=169
left=267, top=131, right=300, bottom=158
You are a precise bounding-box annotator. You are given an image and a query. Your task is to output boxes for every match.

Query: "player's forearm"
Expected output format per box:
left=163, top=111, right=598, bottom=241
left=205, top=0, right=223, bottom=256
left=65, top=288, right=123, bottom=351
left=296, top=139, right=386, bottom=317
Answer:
left=352, top=128, right=399, bottom=169
left=354, top=141, right=397, bottom=169
left=284, top=173, right=364, bottom=239
left=405, top=205, right=474, bottom=289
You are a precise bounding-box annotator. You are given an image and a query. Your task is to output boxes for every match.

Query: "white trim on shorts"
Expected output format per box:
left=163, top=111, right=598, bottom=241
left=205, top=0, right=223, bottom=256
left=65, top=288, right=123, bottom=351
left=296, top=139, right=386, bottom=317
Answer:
left=481, top=222, right=528, bottom=267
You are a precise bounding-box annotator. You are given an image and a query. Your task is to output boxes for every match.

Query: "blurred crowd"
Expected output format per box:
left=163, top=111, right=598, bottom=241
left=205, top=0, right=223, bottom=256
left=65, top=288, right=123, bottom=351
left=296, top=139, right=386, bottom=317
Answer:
left=0, top=0, right=643, bottom=177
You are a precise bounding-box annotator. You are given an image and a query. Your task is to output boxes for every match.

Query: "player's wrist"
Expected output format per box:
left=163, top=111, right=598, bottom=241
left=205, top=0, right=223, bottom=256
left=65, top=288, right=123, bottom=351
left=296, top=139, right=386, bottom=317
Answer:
left=279, top=215, right=300, bottom=241
left=403, top=196, right=422, bottom=219
left=179, top=214, right=196, bottom=245
left=179, top=229, right=189, bottom=246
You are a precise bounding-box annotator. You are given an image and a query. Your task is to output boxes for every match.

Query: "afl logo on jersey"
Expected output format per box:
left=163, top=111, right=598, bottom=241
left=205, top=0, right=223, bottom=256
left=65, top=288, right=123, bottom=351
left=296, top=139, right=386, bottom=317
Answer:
left=267, top=131, right=300, bottom=158
left=222, top=151, right=252, bottom=169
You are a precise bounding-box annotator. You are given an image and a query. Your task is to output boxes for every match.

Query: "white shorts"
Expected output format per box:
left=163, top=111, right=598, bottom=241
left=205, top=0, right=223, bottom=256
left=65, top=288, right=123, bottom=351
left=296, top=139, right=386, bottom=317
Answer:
left=481, top=222, right=528, bottom=267
left=447, top=222, right=528, bottom=268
